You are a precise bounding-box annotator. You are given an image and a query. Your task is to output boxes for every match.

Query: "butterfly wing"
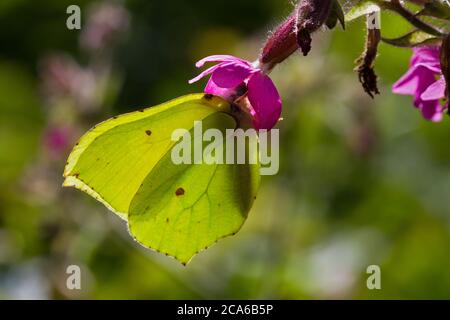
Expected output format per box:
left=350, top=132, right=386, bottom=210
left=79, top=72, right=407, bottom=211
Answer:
left=129, top=112, right=260, bottom=264
left=63, top=94, right=229, bottom=219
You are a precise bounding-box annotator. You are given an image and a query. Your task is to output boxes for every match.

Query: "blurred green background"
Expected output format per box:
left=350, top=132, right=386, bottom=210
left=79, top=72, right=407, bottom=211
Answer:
left=1, top=0, right=450, bottom=299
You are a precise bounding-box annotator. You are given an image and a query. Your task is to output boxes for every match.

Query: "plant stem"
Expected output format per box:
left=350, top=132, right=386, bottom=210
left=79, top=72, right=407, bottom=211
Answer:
left=386, top=0, right=444, bottom=37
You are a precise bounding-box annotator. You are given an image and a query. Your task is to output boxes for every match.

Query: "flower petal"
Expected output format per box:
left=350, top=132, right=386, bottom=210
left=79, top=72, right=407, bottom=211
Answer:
left=393, top=64, right=440, bottom=96
left=247, top=72, right=282, bottom=130
left=419, top=100, right=444, bottom=122
left=411, top=46, right=441, bottom=67
left=188, top=64, right=221, bottom=84
left=393, top=46, right=446, bottom=122
left=204, top=77, right=237, bottom=101
left=421, top=78, right=446, bottom=101
left=195, top=55, right=251, bottom=68
left=211, top=62, right=254, bottom=88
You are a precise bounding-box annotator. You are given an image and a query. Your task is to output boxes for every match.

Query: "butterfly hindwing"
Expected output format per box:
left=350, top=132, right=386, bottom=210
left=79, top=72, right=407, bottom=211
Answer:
left=128, top=112, right=260, bottom=264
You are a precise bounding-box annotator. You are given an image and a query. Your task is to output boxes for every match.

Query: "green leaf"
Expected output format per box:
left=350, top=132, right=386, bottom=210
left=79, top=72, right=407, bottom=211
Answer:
left=382, top=29, right=441, bottom=47
left=418, top=0, right=450, bottom=20
left=63, top=94, right=260, bottom=264
left=327, top=0, right=346, bottom=30
left=129, top=112, right=260, bottom=264
left=345, top=0, right=381, bottom=22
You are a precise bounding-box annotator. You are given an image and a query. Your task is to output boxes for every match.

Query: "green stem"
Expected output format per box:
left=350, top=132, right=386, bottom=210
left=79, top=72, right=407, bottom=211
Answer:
left=379, top=0, right=445, bottom=37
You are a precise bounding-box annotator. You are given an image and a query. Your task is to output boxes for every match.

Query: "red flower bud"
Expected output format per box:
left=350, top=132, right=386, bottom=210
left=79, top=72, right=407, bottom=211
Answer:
left=260, top=15, right=299, bottom=70
left=259, top=0, right=343, bottom=69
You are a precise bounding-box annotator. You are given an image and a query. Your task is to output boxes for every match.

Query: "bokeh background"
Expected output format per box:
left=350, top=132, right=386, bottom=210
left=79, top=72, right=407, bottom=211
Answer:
left=1, top=0, right=450, bottom=299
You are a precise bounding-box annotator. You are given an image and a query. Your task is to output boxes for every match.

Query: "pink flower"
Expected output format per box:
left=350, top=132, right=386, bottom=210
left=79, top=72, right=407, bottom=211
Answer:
left=392, top=46, right=447, bottom=121
left=189, top=55, right=282, bottom=130
left=40, top=54, right=97, bottom=110
left=80, top=2, right=130, bottom=52
left=43, top=126, right=73, bottom=159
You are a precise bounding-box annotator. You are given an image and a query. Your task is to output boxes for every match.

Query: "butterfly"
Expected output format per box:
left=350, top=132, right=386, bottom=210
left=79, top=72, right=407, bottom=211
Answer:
left=63, top=93, right=260, bottom=264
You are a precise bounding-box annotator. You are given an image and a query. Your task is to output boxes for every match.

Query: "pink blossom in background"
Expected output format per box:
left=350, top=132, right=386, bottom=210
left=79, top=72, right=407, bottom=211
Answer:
left=43, top=126, right=73, bottom=159
left=80, top=2, right=130, bottom=52
left=40, top=55, right=80, bottom=97
left=189, top=55, right=282, bottom=130
left=392, top=46, right=447, bottom=121
left=40, top=55, right=97, bottom=110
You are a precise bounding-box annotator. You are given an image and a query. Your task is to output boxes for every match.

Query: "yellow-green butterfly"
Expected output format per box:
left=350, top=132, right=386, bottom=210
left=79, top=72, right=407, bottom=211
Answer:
left=63, top=93, right=260, bottom=264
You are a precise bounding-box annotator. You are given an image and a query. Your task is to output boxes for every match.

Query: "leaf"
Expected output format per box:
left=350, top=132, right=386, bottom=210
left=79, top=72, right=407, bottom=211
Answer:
left=382, top=29, right=441, bottom=47
left=129, top=113, right=260, bottom=264
left=418, top=0, right=450, bottom=20
left=345, top=0, right=381, bottom=22
left=326, top=0, right=346, bottom=30
left=346, top=1, right=444, bottom=37
left=326, top=14, right=338, bottom=30
left=63, top=94, right=230, bottom=219
left=63, top=94, right=260, bottom=264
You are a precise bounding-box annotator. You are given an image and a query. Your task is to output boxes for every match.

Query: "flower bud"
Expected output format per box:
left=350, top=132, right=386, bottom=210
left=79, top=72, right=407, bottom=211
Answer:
left=259, top=0, right=343, bottom=69
left=260, top=15, right=298, bottom=70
